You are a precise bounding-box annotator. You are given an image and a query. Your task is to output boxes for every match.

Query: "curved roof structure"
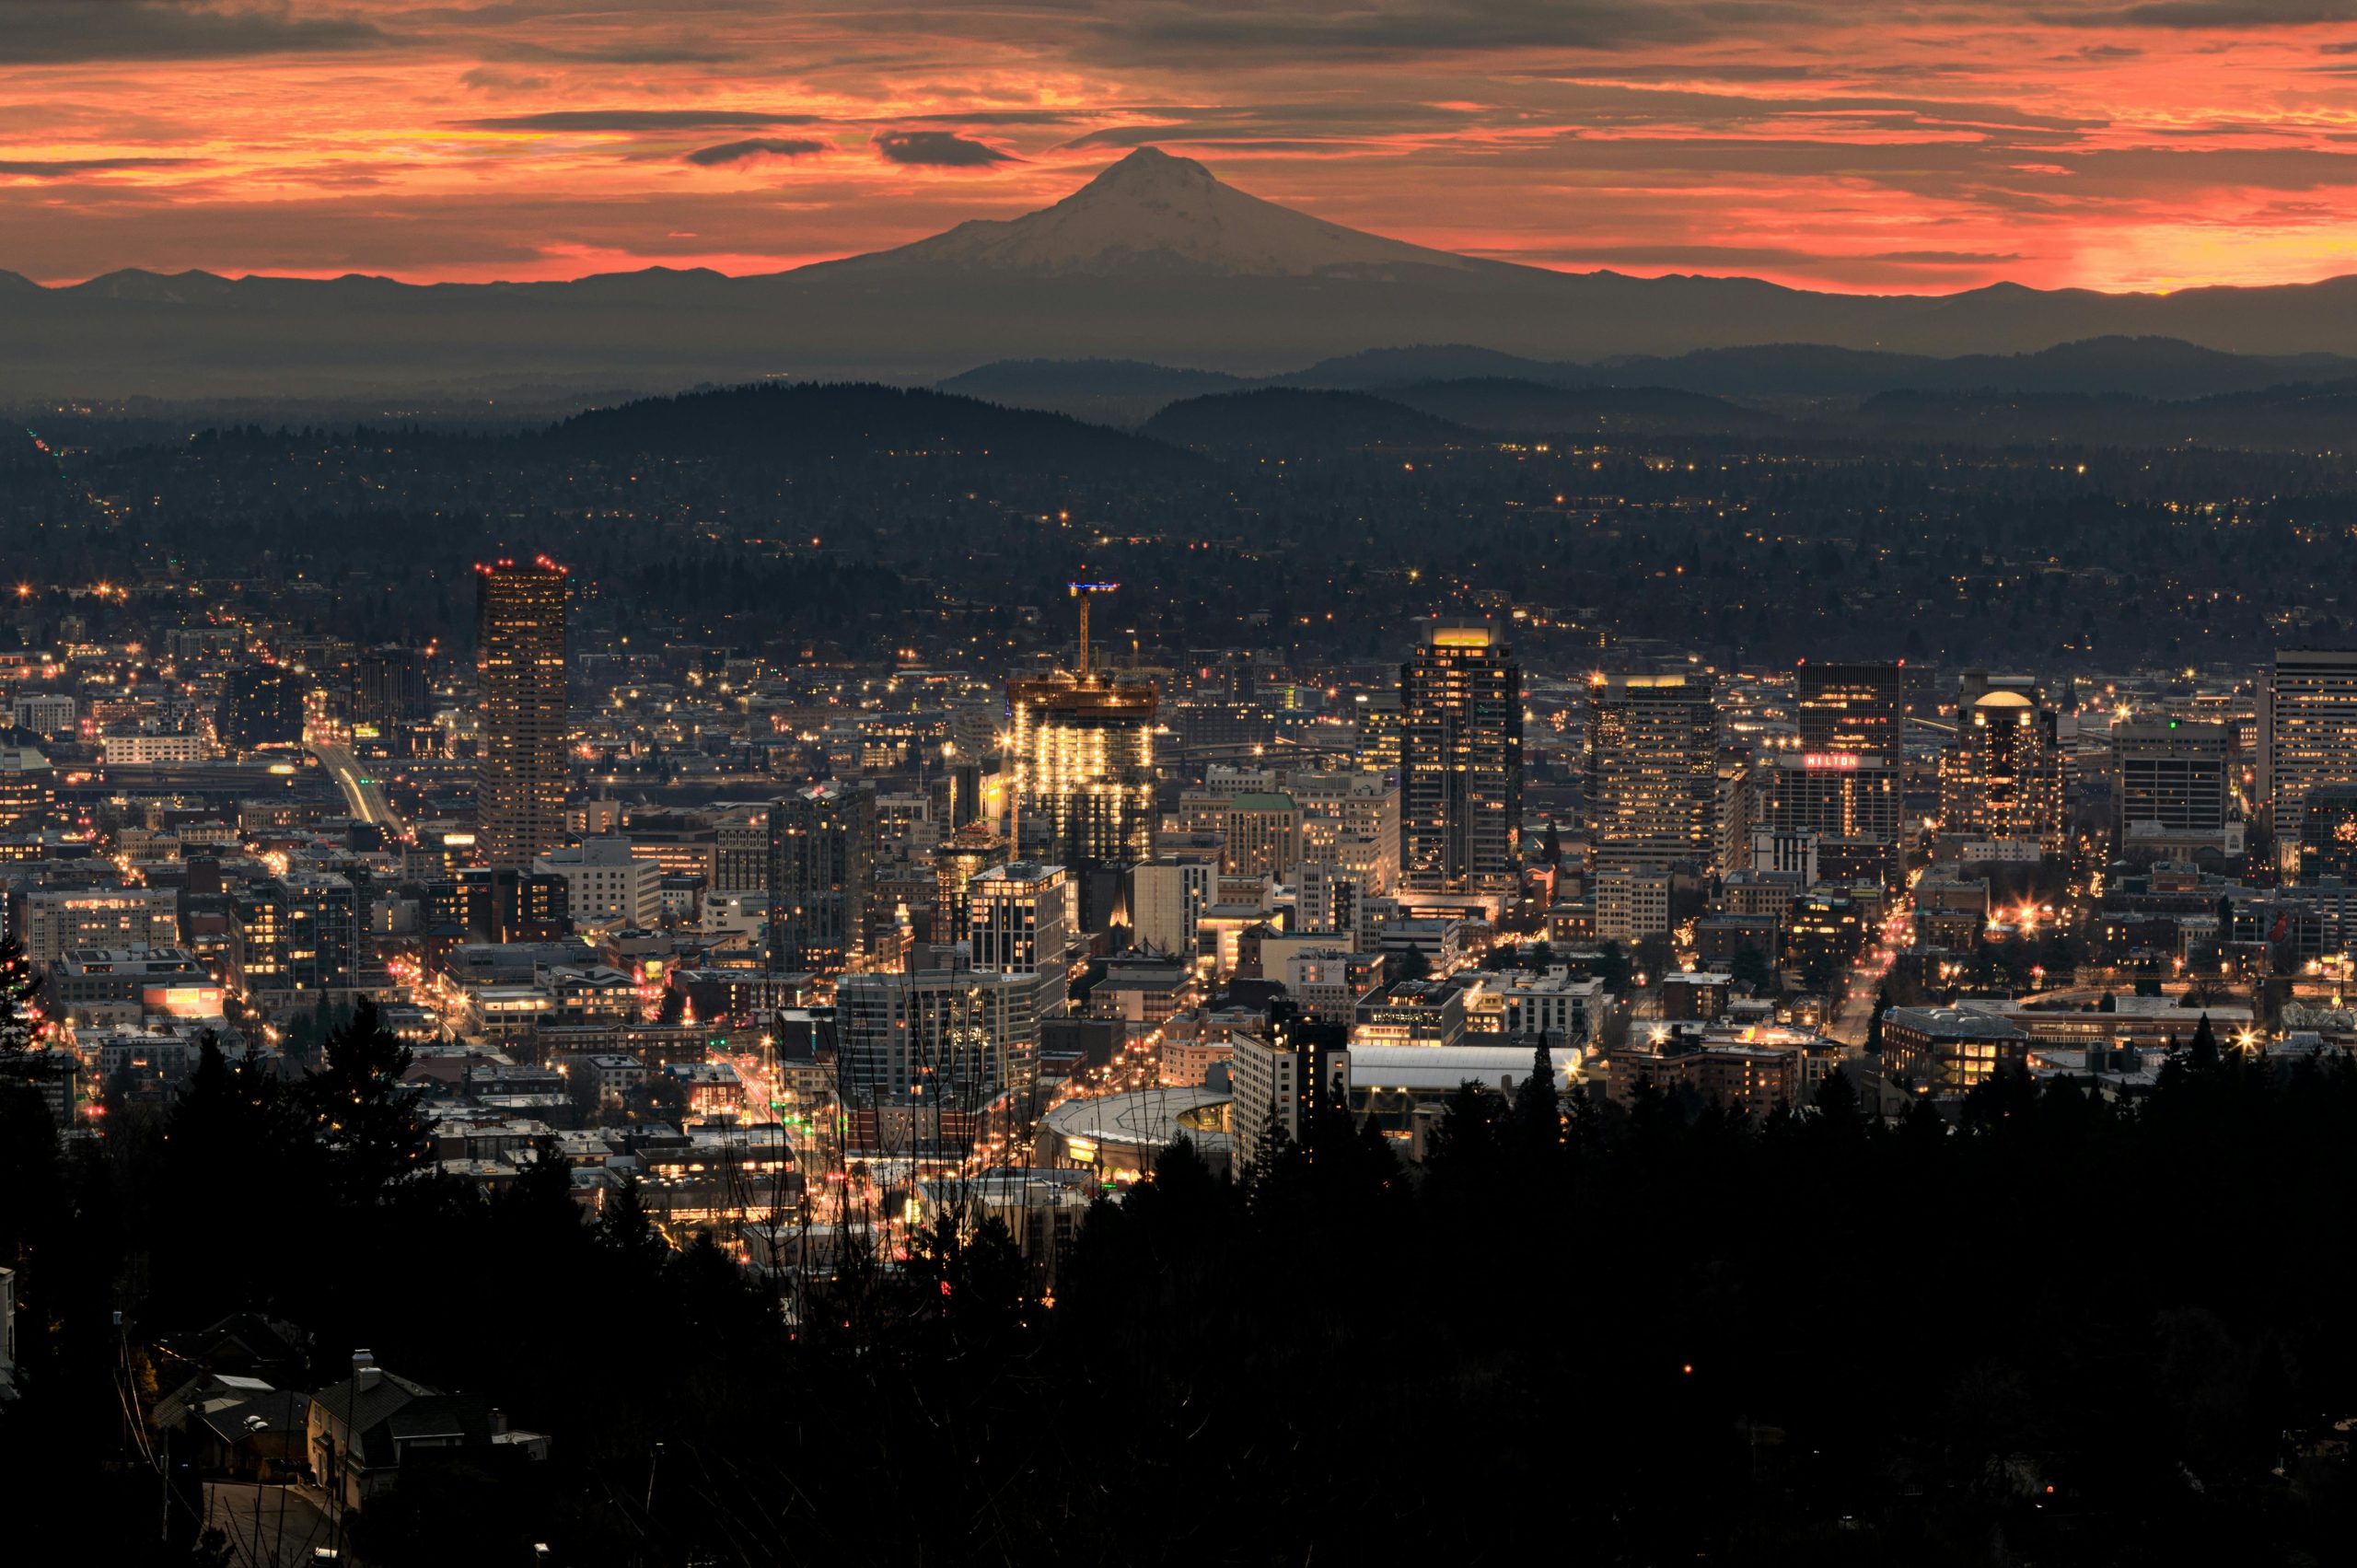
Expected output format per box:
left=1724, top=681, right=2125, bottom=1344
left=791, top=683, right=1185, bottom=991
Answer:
left=1039, top=1085, right=1232, bottom=1157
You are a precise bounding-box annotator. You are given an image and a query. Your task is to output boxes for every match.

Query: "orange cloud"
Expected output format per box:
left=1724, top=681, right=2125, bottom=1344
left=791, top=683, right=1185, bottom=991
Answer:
left=2, top=2, right=2357, bottom=291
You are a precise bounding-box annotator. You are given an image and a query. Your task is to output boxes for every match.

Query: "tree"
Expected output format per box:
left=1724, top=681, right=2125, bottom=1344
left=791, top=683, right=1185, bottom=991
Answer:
left=0, top=935, right=41, bottom=1054
left=305, top=996, right=430, bottom=1202
left=1812, top=1065, right=1865, bottom=1143
left=1726, top=946, right=1772, bottom=993
left=2189, top=1012, right=2219, bottom=1072
left=1385, top=945, right=1431, bottom=985
left=1597, top=941, right=1633, bottom=994
left=1634, top=934, right=1676, bottom=982
left=1865, top=983, right=1893, bottom=1055
left=1513, top=1039, right=1561, bottom=1153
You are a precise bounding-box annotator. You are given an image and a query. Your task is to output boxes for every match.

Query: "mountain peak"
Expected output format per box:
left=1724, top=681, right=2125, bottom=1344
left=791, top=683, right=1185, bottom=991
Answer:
left=841, top=145, right=1485, bottom=279
left=1080, top=145, right=1219, bottom=192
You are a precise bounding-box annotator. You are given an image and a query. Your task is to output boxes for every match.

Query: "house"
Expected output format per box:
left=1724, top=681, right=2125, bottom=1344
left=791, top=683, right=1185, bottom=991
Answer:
left=306, top=1351, right=498, bottom=1517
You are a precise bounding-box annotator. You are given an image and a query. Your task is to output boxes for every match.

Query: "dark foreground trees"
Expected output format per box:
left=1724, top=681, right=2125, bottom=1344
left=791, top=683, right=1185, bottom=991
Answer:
left=5, top=1023, right=2354, bottom=1565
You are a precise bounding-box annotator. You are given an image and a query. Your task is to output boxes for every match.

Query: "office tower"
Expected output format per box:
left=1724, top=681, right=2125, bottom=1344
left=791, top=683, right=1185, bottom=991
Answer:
left=1354, top=690, right=1402, bottom=774
left=2112, top=721, right=2233, bottom=838
left=233, top=874, right=359, bottom=997
left=1295, top=863, right=1372, bottom=942
left=1293, top=772, right=1400, bottom=893
left=1714, top=750, right=1753, bottom=877
left=216, top=664, right=308, bottom=751
left=533, top=838, right=662, bottom=930
left=2262, top=650, right=2357, bottom=869
left=1006, top=677, right=1157, bottom=869
left=1585, top=673, right=1715, bottom=874
left=1005, top=590, right=1156, bottom=881
left=1939, top=673, right=2065, bottom=854
left=2300, top=784, right=2357, bottom=880
left=1794, top=661, right=1906, bottom=755
left=767, top=781, right=877, bottom=975
left=355, top=645, right=431, bottom=736
left=834, top=968, right=1039, bottom=1110
left=0, top=746, right=53, bottom=833
left=474, top=558, right=570, bottom=867
left=1219, top=793, right=1302, bottom=880
left=1128, top=858, right=1214, bottom=956
left=432, top=866, right=570, bottom=944
left=1753, top=751, right=1902, bottom=842
left=1231, top=1001, right=1350, bottom=1167
left=932, top=822, right=1008, bottom=947
left=969, top=862, right=1073, bottom=1022
left=1400, top=621, right=1523, bottom=892
left=710, top=804, right=772, bottom=895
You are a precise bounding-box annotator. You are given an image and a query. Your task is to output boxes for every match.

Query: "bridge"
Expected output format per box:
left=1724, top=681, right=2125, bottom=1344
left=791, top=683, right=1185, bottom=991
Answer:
left=310, top=742, right=403, bottom=836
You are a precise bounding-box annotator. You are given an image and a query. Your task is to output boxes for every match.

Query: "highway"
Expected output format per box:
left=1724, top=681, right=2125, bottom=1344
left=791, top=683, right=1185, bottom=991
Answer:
left=310, top=741, right=402, bottom=834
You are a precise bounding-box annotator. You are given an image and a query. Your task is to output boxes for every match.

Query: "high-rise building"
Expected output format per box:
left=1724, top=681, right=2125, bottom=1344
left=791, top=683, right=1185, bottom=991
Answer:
left=1753, top=752, right=1900, bottom=841
left=474, top=559, right=570, bottom=867
left=767, top=782, right=877, bottom=975
left=2300, top=784, right=2357, bottom=880
left=969, top=862, right=1073, bottom=1022
left=1586, top=673, right=1716, bottom=874
left=217, top=664, right=308, bottom=751
left=1293, top=772, right=1400, bottom=893
left=0, top=747, right=53, bottom=834
left=233, top=874, right=360, bottom=997
left=1218, top=793, right=1302, bottom=880
left=1400, top=621, right=1522, bottom=892
left=1231, top=1000, right=1351, bottom=1167
left=932, top=823, right=1008, bottom=947
left=2112, top=721, right=2233, bottom=839
left=1353, top=690, right=1402, bottom=774
left=355, top=645, right=431, bottom=736
left=1939, top=673, right=2065, bottom=854
left=2262, top=650, right=2357, bottom=869
left=1794, top=661, right=1906, bottom=755
left=534, top=838, right=662, bottom=931
left=834, top=967, right=1039, bottom=1110
left=1005, top=672, right=1158, bottom=868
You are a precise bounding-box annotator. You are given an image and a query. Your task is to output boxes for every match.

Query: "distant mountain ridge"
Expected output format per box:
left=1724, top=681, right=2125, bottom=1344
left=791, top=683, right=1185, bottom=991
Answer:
left=945, top=334, right=2357, bottom=424
left=17, top=148, right=2357, bottom=400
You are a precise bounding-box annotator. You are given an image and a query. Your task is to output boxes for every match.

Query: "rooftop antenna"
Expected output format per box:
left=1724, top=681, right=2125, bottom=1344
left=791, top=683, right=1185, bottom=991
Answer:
left=1068, top=581, right=1119, bottom=677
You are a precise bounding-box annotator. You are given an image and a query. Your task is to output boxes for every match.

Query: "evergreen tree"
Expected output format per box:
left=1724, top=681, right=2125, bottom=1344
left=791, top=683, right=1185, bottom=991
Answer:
left=2189, top=1012, right=2219, bottom=1072
left=306, top=996, right=430, bottom=1202
left=0, top=935, right=41, bottom=1054
left=1812, top=1065, right=1866, bottom=1144
left=1512, top=1038, right=1561, bottom=1152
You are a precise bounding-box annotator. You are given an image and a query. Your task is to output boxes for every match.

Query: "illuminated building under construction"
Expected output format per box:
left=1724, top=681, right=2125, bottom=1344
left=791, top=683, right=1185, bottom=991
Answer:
left=1005, top=583, right=1158, bottom=868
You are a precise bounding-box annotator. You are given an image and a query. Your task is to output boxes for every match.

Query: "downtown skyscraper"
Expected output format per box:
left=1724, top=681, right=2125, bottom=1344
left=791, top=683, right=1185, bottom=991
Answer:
left=1399, top=621, right=1522, bottom=892
left=474, top=558, right=570, bottom=867
left=1586, top=673, right=1718, bottom=875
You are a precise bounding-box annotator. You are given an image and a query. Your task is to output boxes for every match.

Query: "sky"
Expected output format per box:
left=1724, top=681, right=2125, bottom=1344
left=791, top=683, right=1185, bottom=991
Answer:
left=6, top=0, right=2357, bottom=293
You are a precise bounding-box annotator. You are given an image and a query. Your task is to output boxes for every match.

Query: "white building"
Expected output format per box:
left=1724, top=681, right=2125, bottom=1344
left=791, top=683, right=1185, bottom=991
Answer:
left=101, top=733, right=206, bottom=765
left=1130, top=858, right=1213, bottom=956
left=21, top=887, right=181, bottom=964
left=1596, top=867, right=1672, bottom=943
left=533, top=837, right=662, bottom=930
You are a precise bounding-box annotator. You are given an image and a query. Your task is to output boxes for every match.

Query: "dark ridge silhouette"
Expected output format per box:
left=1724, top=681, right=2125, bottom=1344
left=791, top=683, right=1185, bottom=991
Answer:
left=543, top=380, right=1201, bottom=479
left=1142, top=387, right=1469, bottom=451
left=1382, top=377, right=1782, bottom=436
left=1844, top=379, right=2357, bottom=449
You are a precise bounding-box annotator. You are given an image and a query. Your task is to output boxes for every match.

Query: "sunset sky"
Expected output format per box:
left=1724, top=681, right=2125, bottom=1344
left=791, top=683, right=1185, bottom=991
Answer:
left=6, top=0, right=2357, bottom=293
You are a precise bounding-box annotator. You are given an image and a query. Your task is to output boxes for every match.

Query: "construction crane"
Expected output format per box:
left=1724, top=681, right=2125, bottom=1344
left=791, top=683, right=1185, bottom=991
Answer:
left=1068, top=581, right=1119, bottom=676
